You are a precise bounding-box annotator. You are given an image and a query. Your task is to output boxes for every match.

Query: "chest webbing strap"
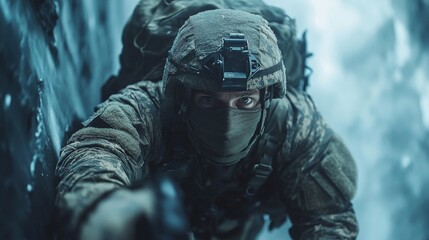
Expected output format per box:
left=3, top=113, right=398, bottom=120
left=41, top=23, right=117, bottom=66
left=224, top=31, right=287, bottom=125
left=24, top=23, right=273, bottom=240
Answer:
left=245, top=133, right=279, bottom=198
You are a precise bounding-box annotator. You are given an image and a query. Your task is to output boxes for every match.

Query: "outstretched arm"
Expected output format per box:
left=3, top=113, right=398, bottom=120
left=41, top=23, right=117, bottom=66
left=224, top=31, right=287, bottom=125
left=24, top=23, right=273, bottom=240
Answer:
left=55, top=82, right=163, bottom=239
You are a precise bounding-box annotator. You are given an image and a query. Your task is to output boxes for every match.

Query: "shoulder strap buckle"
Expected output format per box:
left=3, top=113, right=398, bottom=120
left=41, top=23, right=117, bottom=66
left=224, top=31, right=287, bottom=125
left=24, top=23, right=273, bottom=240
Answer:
left=253, top=163, right=272, bottom=178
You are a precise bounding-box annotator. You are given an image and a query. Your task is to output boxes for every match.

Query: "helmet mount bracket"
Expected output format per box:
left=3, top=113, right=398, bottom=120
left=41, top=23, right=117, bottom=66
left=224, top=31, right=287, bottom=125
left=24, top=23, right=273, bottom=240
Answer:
left=203, top=33, right=260, bottom=91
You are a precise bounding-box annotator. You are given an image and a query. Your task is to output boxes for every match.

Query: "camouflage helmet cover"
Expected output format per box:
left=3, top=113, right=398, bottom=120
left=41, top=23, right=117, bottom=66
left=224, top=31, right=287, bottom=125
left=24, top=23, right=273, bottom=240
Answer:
left=162, top=9, right=286, bottom=97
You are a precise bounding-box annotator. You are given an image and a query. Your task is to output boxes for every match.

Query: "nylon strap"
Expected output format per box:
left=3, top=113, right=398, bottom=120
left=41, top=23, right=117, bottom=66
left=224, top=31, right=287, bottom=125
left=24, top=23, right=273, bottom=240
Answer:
left=245, top=88, right=278, bottom=198
left=245, top=133, right=278, bottom=198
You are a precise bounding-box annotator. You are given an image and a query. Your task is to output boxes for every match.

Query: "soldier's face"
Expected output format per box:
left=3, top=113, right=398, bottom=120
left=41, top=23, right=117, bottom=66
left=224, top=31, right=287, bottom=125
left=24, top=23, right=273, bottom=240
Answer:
left=192, top=89, right=261, bottom=110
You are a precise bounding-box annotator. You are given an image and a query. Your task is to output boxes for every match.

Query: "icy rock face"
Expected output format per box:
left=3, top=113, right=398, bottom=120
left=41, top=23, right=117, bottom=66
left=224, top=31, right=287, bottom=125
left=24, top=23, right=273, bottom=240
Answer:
left=0, top=0, right=134, bottom=238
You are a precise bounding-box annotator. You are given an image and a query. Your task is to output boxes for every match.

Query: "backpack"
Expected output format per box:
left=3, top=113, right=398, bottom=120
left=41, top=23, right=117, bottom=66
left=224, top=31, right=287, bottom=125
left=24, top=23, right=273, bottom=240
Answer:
left=101, top=0, right=312, bottom=100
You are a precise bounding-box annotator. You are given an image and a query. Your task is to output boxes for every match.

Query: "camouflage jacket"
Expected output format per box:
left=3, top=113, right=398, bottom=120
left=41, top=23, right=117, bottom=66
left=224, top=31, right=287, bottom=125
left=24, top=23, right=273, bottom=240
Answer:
left=56, top=80, right=358, bottom=239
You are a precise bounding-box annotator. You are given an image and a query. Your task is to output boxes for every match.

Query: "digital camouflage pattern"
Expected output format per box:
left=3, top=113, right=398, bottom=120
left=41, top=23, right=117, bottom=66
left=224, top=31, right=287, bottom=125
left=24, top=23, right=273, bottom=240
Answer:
left=56, top=80, right=358, bottom=239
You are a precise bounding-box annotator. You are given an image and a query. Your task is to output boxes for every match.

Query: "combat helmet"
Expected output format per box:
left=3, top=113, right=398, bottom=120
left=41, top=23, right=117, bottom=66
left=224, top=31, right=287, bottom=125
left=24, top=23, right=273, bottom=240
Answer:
left=163, top=9, right=286, bottom=99
left=162, top=9, right=287, bottom=165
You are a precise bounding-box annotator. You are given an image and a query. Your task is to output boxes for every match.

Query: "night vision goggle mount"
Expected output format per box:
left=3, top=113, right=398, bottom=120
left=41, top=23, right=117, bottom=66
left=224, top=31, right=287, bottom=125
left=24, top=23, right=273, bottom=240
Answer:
left=202, top=33, right=260, bottom=91
left=168, top=33, right=284, bottom=91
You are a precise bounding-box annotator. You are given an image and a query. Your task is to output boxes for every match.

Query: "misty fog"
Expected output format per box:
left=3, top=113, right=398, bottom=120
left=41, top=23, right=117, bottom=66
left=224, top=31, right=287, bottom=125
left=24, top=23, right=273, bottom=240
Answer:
left=262, top=0, right=429, bottom=239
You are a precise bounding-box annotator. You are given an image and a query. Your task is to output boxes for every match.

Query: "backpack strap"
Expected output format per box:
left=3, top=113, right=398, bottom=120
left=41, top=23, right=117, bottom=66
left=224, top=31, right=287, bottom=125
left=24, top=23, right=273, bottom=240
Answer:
left=157, top=93, right=190, bottom=173
left=245, top=133, right=279, bottom=198
left=244, top=86, right=281, bottom=199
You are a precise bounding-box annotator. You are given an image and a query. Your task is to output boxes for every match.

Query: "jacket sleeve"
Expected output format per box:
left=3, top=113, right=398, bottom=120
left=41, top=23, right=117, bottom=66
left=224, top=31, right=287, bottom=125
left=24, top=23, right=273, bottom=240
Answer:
left=277, top=88, right=358, bottom=239
left=55, top=82, right=163, bottom=237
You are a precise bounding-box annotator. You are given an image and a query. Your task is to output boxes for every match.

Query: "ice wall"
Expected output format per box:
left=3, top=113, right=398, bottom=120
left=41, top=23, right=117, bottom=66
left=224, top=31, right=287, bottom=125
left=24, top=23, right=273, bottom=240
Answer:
left=0, top=0, right=136, bottom=238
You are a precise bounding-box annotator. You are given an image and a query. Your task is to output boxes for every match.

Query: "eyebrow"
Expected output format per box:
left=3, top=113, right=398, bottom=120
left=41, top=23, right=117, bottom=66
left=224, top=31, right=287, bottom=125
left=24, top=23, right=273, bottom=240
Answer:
left=195, top=90, right=214, bottom=95
left=236, top=92, right=258, bottom=98
left=196, top=90, right=259, bottom=98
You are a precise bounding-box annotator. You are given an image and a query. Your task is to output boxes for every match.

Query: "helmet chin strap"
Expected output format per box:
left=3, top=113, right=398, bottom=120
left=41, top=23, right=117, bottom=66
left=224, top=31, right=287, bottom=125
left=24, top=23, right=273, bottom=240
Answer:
left=176, top=85, right=204, bottom=156
left=177, top=84, right=191, bottom=120
left=257, top=86, right=274, bottom=135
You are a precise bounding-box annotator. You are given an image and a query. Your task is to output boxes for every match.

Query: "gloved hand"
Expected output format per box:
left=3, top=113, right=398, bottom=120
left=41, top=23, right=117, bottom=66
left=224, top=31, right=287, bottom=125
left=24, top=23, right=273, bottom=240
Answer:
left=80, top=177, right=188, bottom=240
left=79, top=188, right=155, bottom=240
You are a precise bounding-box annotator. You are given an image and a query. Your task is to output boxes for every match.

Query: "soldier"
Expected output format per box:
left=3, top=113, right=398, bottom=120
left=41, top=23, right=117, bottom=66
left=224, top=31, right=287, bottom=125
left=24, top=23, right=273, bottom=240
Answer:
left=56, top=9, right=358, bottom=240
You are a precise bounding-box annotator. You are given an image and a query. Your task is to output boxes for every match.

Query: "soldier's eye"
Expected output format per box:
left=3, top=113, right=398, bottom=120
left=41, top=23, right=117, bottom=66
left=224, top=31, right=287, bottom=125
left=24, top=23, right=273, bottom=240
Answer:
left=236, top=97, right=256, bottom=109
left=199, top=96, right=215, bottom=107
left=239, top=97, right=253, bottom=105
